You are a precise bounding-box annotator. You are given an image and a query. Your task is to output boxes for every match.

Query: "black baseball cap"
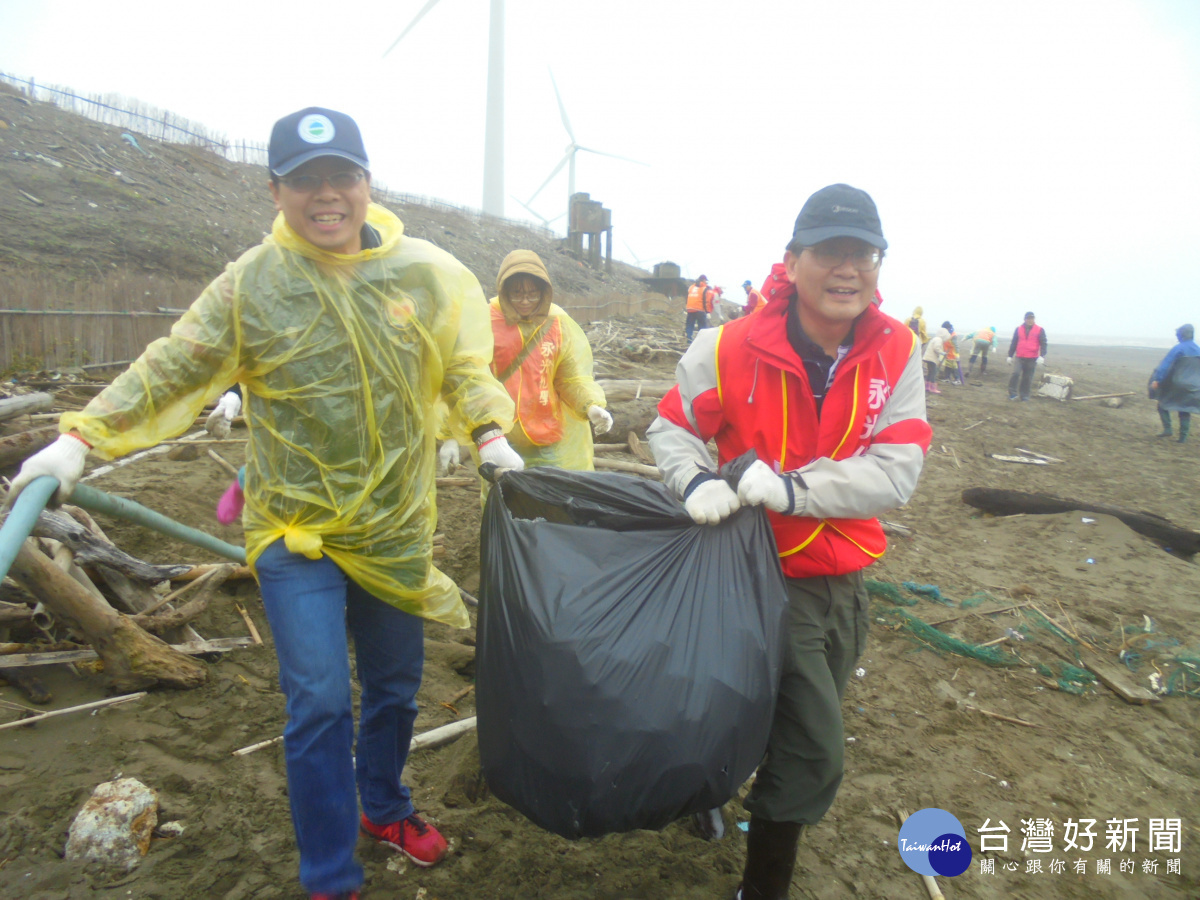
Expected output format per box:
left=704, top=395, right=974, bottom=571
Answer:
left=791, top=183, right=887, bottom=250
left=269, top=107, right=370, bottom=177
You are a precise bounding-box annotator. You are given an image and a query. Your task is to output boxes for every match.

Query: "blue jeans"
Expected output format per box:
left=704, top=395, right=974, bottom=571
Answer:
left=256, top=539, right=425, bottom=895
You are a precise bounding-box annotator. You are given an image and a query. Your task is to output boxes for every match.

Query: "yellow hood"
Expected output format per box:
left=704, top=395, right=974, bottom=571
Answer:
left=495, top=249, right=553, bottom=324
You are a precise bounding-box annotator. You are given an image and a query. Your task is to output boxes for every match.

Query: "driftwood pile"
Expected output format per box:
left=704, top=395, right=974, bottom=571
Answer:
left=2, top=498, right=254, bottom=697
left=0, top=380, right=262, bottom=714
left=583, top=316, right=687, bottom=373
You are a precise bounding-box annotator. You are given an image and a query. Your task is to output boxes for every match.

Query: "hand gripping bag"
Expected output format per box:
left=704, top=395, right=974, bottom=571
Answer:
left=476, top=465, right=788, bottom=839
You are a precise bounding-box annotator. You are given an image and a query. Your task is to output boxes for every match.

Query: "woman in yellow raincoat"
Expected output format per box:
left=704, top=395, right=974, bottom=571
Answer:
left=8, top=107, right=520, bottom=899
left=439, top=249, right=611, bottom=489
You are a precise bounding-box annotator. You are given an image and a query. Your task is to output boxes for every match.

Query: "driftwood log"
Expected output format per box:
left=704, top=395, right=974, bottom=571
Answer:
left=0, top=600, right=36, bottom=625
left=592, top=458, right=661, bottom=478
left=0, top=425, right=59, bottom=468
left=32, top=508, right=191, bottom=583
left=7, top=539, right=206, bottom=690
left=0, top=392, right=54, bottom=422
left=961, top=488, right=1200, bottom=555
left=130, top=565, right=237, bottom=635
left=595, top=379, right=676, bottom=403
left=62, top=507, right=206, bottom=646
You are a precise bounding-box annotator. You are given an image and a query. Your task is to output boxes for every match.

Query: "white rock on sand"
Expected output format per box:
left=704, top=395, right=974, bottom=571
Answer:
left=65, top=776, right=159, bottom=870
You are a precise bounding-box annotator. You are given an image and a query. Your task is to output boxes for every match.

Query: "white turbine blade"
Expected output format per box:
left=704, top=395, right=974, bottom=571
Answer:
left=548, top=69, right=576, bottom=142
left=510, top=194, right=550, bottom=225
left=383, top=0, right=443, bottom=57
left=577, top=145, right=649, bottom=167
left=527, top=152, right=572, bottom=204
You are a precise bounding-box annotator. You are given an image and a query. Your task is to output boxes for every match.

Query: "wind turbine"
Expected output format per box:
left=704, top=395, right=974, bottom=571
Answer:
left=384, top=0, right=506, bottom=217
left=527, top=71, right=647, bottom=212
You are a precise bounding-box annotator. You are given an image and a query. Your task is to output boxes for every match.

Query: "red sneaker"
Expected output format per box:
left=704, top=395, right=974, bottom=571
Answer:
left=360, top=812, right=448, bottom=867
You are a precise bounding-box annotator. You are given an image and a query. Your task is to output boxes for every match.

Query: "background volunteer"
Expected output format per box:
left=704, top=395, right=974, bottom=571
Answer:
left=1007, top=311, right=1048, bottom=401
left=684, top=274, right=718, bottom=342
left=966, top=326, right=998, bottom=376
left=439, top=249, right=612, bottom=487
left=7, top=106, right=523, bottom=900
left=1150, top=323, right=1200, bottom=442
left=742, top=279, right=765, bottom=316
left=648, top=184, right=930, bottom=900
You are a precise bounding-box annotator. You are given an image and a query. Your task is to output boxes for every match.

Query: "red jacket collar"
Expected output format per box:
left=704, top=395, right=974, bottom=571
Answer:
left=742, top=283, right=905, bottom=380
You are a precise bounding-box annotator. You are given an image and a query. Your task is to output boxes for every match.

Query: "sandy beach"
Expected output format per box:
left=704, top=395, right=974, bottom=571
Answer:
left=1, top=328, right=1197, bottom=900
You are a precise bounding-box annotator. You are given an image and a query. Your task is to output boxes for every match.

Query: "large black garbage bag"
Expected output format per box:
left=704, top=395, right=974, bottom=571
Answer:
left=476, top=466, right=788, bottom=839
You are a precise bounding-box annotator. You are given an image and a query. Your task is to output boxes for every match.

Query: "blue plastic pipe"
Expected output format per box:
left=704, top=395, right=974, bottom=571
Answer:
left=71, top=483, right=247, bottom=564
left=0, top=475, right=59, bottom=582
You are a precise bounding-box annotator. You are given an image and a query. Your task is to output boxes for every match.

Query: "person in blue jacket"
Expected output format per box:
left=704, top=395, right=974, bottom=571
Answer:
left=1150, top=324, right=1200, bottom=442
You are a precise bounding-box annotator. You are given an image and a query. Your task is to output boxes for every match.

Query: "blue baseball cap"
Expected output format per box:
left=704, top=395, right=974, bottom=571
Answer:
left=791, top=183, right=887, bottom=250
left=268, top=107, right=369, bottom=176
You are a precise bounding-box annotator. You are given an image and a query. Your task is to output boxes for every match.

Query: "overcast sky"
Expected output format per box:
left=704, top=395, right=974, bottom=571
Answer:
left=3, top=0, right=1199, bottom=343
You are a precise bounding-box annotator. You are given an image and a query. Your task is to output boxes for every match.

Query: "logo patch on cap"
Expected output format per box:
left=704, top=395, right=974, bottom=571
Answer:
left=297, top=114, right=336, bottom=144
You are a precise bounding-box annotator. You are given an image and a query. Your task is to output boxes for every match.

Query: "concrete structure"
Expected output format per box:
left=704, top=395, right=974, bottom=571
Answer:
left=568, top=193, right=612, bottom=271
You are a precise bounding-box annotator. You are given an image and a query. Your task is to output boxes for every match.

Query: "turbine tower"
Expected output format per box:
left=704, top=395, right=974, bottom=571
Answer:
left=385, top=0, right=505, bottom=218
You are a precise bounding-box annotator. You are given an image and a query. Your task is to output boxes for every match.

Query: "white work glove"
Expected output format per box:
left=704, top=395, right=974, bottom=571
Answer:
left=1006, top=357, right=1013, bottom=365
left=587, top=405, right=613, bottom=435
left=205, top=391, right=242, bottom=439
left=684, top=478, right=740, bottom=525
left=736, top=459, right=796, bottom=514
left=5, top=433, right=90, bottom=507
left=437, top=439, right=461, bottom=476
left=476, top=431, right=525, bottom=471
left=1036, top=355, right=1045, bottom=366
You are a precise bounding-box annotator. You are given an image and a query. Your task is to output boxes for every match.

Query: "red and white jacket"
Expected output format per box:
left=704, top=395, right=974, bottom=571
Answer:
left=648, top=290, right=932, bottom=579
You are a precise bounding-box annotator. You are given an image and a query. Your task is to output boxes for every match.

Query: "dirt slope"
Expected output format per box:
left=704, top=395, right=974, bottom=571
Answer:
left=0, top=79, right=650, bottom=298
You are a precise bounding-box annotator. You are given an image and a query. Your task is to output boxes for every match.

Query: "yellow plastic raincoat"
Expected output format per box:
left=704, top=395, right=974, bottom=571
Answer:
left=468, top=250, right=605, bottom=481
left=62, top=204, right=513, bottom=627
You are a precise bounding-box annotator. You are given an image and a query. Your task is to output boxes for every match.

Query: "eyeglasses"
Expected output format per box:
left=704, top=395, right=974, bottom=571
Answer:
left=509, top=290, right=542, bottom=301
left=802, top=244, right=884, bottom=272
left=279, top=170, right=366, bottom=193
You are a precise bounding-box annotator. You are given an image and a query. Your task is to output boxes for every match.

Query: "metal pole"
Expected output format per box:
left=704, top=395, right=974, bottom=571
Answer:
left=481, top=0, right=505, bottom=217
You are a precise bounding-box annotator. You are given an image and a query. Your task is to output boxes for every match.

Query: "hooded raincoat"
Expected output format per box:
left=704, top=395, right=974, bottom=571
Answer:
left=923, top=327, right=953, bottom=365
left=907, top=307, right=929, bottom=344
left=62, top=204, right=513, bottom=627
left=474, top=250, right=605, bottom=476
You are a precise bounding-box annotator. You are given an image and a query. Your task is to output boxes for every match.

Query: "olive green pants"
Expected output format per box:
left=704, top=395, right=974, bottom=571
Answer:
left=744, top=570, right=869, bottom=825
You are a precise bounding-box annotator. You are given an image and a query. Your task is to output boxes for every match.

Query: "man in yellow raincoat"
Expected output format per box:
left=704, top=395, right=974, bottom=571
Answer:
left=8, top=107, right=521, bottom=900
left=438, top=249, right=611, bottom=487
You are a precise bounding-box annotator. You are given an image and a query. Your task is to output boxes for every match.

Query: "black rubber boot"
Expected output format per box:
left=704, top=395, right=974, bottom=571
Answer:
left=735, top=816, right=805, bottom=899
left=981, top=356, right=988, bottom=375
left=1178, top=416, right=1190, bottom=443
left=1158, top=408, right=1174, bottom=438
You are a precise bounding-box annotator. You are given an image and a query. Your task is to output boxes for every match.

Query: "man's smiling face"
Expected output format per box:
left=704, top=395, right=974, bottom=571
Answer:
left=784, top=237, right=881, bottom=328
left=268, top=157, right=371, bottom=255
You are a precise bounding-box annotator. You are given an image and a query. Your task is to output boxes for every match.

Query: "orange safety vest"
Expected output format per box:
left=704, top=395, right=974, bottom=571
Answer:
left=744, top=289, right=765, bottom=315
left=686, top=283, right=713, bottom=313
left=490, top=307, right=564, bottom=446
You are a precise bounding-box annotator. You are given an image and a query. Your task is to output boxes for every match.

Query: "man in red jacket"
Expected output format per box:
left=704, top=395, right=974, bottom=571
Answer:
left=648, top=184, right=931, bottom=900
